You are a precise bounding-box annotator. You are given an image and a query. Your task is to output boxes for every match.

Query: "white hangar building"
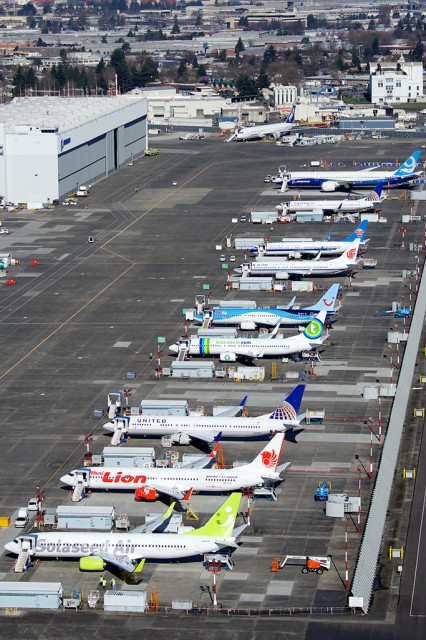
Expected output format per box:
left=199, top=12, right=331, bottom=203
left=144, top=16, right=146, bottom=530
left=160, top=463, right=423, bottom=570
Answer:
left=0, top=96, right=147, bottom=205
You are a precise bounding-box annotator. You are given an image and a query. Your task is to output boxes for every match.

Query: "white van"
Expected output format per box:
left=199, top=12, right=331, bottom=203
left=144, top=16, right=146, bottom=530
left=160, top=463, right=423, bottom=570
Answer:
left=15, top=508, right=29, bottom=528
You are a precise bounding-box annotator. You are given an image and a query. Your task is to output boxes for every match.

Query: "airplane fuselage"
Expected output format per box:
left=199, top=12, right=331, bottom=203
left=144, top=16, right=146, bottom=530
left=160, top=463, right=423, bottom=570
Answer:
left=277, top=171, right=421, bottom=189
left=258, top=241, right=358, bottom=257
left=280, top=198, right=376, bottom=213
left=239, top=259, right=355, bottom=277
left=184, top=335, right=318, bottom=358
left=104, top=414, right=297, bottom=438
left=198, top=308, right=334, bottom=327
left=62, top=466, right=271, bottom=494
left=5, top=532, right=223, bottom=561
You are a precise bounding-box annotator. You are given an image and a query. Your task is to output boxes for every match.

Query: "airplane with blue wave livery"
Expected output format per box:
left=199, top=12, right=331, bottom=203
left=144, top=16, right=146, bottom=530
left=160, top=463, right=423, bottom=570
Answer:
left=273, top=150, right=422, bottom=191
left=170, top=311, right=327, bottom=362
left=194, top=284, right=340, bottom=329
left=251, top=221, right=368, bottom=258
left=103, top=385, right=306, bottom=444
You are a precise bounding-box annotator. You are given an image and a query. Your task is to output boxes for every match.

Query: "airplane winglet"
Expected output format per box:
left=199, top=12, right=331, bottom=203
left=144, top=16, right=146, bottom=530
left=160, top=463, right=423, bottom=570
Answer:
left=213, top=431, right=222, bottom=442
left=239, top=395, right=248, bottom=408
left=210, top=442, right=221, bottom=458
left=183, top=488, right=193, bottom=501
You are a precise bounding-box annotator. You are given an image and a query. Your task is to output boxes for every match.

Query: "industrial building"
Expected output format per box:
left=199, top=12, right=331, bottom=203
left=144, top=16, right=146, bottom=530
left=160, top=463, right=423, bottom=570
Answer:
left=0, top=95, right=147, bottom=205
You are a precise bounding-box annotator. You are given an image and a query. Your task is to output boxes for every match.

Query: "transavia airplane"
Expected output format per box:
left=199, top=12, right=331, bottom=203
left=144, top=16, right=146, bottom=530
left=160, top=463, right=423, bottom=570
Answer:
left=228, top=105, right=296, bottom=142
left=5, top=493, right=245, bottom=573
left=251, top=221, right=368, bottom=258
left=194, top=284, right=340, bottom=329
left=170, top=312, right=327, bottom=362
left=60, top=433, right=289, bottom=501
left=273, top=150, right=422, bottom=191
left=103, top=385, right=305, bottom=444
left=276, top=183, right=385, bottom=214
left=235, top=239, right=360, bottom=278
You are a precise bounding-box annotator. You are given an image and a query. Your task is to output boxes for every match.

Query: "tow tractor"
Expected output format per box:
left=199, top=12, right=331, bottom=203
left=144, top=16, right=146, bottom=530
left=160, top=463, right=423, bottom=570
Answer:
left=271, top=555, right=332, bottom=575
left=375, top=305, right=411, bottom=318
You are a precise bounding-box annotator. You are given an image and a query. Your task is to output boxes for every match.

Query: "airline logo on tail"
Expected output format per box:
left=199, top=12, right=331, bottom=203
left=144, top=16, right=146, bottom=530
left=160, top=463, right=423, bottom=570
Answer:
left=394, top=150, right=421, bottom=176
left=269, top=402, right=297, bottom=421
left=346, top=246, right=357, bottom=260
left=261, top=449, right=279, bottom=468
left=366, top=184, right=383, bottom=202
left=304, top=318, right=323, bottom=339
left=355, top=228, right=364, bottom=238
left=322, top=294, right=336, bottom=307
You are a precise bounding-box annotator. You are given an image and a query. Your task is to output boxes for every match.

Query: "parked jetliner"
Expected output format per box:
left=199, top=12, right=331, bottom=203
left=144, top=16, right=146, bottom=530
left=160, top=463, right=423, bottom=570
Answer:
left=235, top=239, right=360, bottom=278
left=276, top=184, right=385, bottom=214
left=274, top=150, right=422, bottom=190
left=103, top=385, right=305, bottom=444
left=5, top=493, right=244, bottom=573
left=230, top=105, right=296, bottom=142
left=60, top=434, right=289, bottom=501
left=193, top=284, right=340, bottom=329
left=251, top=222, right=368, bottom=258
left=170, top=312, right=327, bottom=362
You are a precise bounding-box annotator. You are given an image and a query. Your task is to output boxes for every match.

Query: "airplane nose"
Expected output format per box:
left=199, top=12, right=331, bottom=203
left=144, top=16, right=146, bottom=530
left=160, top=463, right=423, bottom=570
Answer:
left=60, top=474, right=71, bottom=485
left=234, top=267, right=242, bottom=274
left=103, top=421, right=115, bottom=432
left=169, top=344, right=179, bottom=354
left=5, top=541, right=17, bottom=554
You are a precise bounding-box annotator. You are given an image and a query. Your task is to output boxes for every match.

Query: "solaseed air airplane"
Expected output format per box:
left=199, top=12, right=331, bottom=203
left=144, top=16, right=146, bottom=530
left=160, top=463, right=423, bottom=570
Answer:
left=60, top=433, right=288, bottom=501
left=103, top=385, right=305, bottom=445
left=273, top=150, right=422, bottom=190
left=193, top=284, right=340, bottom=329
left=170, top=312, right=327, bottom=363
left=5, top=493, right=244, bottom=573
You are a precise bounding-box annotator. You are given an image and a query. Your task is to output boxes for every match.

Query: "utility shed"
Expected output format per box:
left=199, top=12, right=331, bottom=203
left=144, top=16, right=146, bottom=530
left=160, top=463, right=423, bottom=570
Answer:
left=102, top=446, right=155, bottom=467
left=234, top=237, right=265, bottom=250
left=0, top=95, right=147, bottom=204
left=171, top=361, right=215, bottom=379
left=104, top=590, right=147, bottom=612
left=0, top=582, right=63, bottom=609
left=239, top=277, right=274, bottom=291
left=56, top=506, right=115, bottom=530
left=141, top=399, right=189, bottom=416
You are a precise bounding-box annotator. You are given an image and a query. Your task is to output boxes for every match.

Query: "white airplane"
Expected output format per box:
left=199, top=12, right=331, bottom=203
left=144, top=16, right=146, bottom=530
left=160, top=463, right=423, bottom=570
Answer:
left=60, top=433, right=289, bottom=501
left=170, top=312, right=327, bottom=362
left=194, top=284, right=340, bottom=329
left=276, top=183, right=385, bottom=214
left=5, top=493, right=244, bottom=573
left=235, top=239, right=360, bottom=278
left=252, top=222, right=368, bottom=258
left=229, top=105, right=296, bottom=142
left=103, top=385, right=305, bottom=445
left=274, top=149, right=422, bottom=191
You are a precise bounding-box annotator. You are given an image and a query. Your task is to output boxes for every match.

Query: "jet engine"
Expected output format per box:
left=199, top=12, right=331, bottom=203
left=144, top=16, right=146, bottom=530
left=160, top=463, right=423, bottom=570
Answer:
left=320, top=181, right=340, bottom=192
left=171, top=432, right=192, bottom=445
left=240, top=322, right=256, bottom=331
left=275, top=271, right=290, bottom=280
left=219, top=352, right=238, bottom=362
left=268, top=132, right=281, bottom=141
left=135, top=487, right=158, bottom=501
left=80, top=557, right=105, bottom=571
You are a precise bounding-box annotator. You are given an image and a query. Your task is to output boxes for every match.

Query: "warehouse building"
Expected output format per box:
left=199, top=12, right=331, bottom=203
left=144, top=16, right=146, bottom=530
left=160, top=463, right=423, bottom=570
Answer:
left=0, top=95, right=147, bottom=205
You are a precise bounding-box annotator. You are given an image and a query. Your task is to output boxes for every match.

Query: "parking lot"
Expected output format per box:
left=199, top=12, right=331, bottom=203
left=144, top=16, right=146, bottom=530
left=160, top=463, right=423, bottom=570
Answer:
left=0, top=136, right=424, bottom=638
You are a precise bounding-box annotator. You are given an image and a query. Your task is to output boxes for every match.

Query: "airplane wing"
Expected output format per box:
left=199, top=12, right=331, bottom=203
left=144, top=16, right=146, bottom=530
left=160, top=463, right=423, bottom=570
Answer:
left=215, top=396, right=248, bottom=417
left=181, top=442, right=221, bottom=469
left=148, top=483, right=193, bottom=501
left=98, top=551, right=138, bottom=573
left=230, top=347, right=265, bottom=360
left=168, top=430, right=221, bottom=444
left=131, top=502, right=176, bottom=533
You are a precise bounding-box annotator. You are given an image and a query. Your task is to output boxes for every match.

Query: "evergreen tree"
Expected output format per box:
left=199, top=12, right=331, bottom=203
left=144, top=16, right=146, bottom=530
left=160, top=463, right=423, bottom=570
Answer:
left=177, top=58, right=186, bottom=76
left=412, top=37, right=424, bottom=61
left=172, top=15, right=180, bottom=34
left=235, top=37, right=245, bottom=59
left=257, top=67, right=269, bottom=90
left=236, top=73, right=257, bottom=97
left=197, top=64, right=206, bottom=77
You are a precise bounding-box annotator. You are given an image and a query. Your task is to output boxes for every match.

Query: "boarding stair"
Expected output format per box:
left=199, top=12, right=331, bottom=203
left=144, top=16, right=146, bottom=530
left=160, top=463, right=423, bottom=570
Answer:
left=201, top=317, right=211, bottom=329
left=176, top=345, right=188, bottom=361
left=14, top=547, right=31, bottom=573
left=110, top=425, right=126, bottom=446
left=72, top=481, right=85, bottom=502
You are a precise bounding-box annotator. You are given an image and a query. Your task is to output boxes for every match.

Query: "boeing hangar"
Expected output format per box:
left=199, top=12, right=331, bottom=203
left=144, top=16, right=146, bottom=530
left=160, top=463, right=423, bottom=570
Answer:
left=0, top=95, right=147, bottom=205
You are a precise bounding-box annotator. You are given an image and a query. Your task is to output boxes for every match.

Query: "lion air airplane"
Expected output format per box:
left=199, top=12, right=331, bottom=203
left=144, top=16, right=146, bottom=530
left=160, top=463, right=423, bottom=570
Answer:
left=103, top=385, right=305, bottom=445
left=5, top=493, right=245, bottom=573
left=60, top=433, right=289, bottom=501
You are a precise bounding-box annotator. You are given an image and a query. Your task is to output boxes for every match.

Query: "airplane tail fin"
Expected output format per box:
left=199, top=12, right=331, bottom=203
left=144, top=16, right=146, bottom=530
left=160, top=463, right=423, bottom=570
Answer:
left=286, top=104, right=296, bottom=124
left=303, top=310, right=327, bottom=341
left=184, top=493, right=242, bottom=538
left=246, top=433, right=285, bottom=471
left=365, top=183, right=383, bottom=201
left=393, top=150, right=421, bottom=177
left=304, top=283, right=340, bottom=313
left=342, top=220, right=368, bottom=243
left=261, top=384, right=305, bottom=421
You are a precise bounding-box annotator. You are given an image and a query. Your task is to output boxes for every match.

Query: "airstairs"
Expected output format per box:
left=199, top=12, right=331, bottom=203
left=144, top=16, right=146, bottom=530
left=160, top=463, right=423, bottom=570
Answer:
left=14, top=547, right=31, bottom=573
left=72, top=481, right=85, bottom=502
